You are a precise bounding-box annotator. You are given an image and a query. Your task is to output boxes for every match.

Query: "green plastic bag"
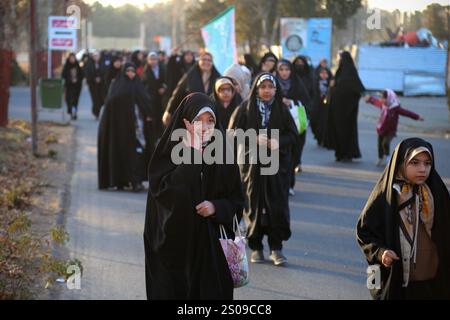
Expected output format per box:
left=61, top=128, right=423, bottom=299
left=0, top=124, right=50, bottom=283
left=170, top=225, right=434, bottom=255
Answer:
left=289, top=101, right=308, bottom=134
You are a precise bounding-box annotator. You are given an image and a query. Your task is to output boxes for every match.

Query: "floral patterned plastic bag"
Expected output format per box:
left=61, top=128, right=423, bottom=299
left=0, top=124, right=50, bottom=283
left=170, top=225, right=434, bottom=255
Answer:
left=219, top=216, right=249, bottom=288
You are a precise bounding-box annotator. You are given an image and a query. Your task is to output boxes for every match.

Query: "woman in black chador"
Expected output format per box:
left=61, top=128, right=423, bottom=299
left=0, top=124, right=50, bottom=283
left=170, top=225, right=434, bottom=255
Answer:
left=142, top=52, right=167, bottom=145
left=276, top=59, right=312, bottom=191
left=325, top=51, right=365, bottom=161
left=85, top=51, right=106, bottom=119
left=97, top=63, right=152, bottom=192
left=357, top=138, right=450, bottom=300
left=229, top=73, right=298, bottom=266
left=144, top=93, right=244, bottom=300
left=163, top=52, right=221, bottom=126
left=62, top=53, right=84, bottom=120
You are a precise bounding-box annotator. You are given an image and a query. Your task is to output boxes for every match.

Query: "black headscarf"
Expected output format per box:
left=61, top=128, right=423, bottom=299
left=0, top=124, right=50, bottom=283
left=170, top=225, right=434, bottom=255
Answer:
left=104, top=55, right=122, bottom=90
left=131, top=50, right=143, bottom=68
left=62, top=53, right=83, bottom=85
left=292, top=55, right=315, bottom=99
left=276, top=59, right=312, bottom=113
left=292, top=55, right=312, bottom=79
left=334, top=51, right=365, bottom=93
left=357, top=137, right=450, bottom=300
left=257, top=52, right=278, bottom=74
left=107, top=62, right=147, bottom=100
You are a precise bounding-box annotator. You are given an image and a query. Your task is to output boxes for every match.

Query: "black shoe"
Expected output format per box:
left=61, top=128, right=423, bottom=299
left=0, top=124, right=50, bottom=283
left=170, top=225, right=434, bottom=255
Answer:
left=250, top=250, right=265, bottom=263
left=269, top=250, right=287, bottom=266
left=132, top=182, right=144, bottom=193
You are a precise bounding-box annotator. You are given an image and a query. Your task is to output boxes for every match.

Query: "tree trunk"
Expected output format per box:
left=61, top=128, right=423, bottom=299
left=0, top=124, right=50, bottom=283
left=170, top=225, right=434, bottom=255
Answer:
left=0, top=50, right=12, bottom=126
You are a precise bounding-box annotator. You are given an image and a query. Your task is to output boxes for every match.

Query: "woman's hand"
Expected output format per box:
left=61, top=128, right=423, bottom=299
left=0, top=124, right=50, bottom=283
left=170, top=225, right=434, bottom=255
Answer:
left=418, top=116, right=425, bottom=121
left=257, top=134, right=268, bottom=146
left=158, top=87, right=166, bottom=96
left=267, top=138, right=279, bottom=150
left=364, top=95, right=371, bottom=103
left=282, top=98, right=293, bottom=107
left=329, top=79, right=335, bottom=87
left=196, top=201, right=215, bottom=217
left=381, top=249, right=399, bottom=268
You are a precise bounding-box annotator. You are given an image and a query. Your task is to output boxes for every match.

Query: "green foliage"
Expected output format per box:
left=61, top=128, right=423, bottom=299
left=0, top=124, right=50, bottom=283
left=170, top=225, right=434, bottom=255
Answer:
left=90, top=2, right=142, bottom=38
left=185, top=0, right=362, bottom=56
left=422, top=4, right=449, bottom=41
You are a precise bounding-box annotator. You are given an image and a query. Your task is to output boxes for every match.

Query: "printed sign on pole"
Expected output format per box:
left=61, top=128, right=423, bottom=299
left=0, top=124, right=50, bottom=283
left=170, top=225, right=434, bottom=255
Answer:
left=48, top=16, right=78, bottom=51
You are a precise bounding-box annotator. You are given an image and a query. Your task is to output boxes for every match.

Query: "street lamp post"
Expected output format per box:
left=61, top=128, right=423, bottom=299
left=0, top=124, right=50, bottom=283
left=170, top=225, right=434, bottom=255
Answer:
left=29, top=0, right=38, bottom=155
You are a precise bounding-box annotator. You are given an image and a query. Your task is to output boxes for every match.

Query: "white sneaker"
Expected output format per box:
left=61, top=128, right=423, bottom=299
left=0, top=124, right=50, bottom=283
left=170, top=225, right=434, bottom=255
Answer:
left=376, top=156, right=386, bottom=167
left=289, top=188, right=295, bottom=196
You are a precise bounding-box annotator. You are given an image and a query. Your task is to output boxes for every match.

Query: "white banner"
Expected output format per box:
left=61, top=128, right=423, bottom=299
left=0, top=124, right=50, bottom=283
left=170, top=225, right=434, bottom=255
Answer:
left=48, top=16, right=77, bottom=51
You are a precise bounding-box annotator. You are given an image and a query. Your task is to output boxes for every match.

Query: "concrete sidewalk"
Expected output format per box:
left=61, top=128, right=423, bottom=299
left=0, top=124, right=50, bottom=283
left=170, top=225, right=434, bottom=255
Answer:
left=51, top=88, right=148, bottom=300
left=359, top=96, right=450, bottom=137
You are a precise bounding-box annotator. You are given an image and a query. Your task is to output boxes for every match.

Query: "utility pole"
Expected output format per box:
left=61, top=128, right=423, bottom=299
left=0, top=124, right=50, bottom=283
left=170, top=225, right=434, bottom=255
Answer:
left=172, top=0, right=180, bottom=48
left=29, top=0, right=38, bottom=155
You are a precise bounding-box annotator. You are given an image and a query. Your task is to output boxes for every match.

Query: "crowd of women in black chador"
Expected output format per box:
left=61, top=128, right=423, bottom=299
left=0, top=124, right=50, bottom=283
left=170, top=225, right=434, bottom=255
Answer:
left=357, top=138, right=450, bottom=300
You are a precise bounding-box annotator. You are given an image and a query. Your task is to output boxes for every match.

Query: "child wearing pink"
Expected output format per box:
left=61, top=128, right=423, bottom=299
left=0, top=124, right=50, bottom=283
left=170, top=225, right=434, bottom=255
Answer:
left=365, top=89, right=424, bottom=166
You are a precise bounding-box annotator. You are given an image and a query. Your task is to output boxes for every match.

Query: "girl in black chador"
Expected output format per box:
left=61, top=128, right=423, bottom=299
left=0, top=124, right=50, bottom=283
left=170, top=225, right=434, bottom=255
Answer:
left=276, top=59, right=312, bottom=194
left=229, top=72, right=298, bottom=266
left=357, top=138, right=450, bottom=300
left=211, top=76, right=242, bottom=129
left=144, top=93, right=244, bottom=300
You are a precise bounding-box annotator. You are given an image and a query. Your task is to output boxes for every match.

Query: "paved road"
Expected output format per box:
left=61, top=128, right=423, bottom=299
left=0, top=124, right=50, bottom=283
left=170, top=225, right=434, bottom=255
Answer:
left=8, top=86, right=450, bottom=300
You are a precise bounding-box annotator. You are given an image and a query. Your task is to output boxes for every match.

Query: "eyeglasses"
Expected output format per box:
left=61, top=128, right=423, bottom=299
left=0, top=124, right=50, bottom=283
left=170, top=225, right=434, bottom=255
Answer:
left=218, top=87, right=233, bottom=93
left=200, top=58, right=212, bottom=62
left=126, top=68, right=136, bottom=73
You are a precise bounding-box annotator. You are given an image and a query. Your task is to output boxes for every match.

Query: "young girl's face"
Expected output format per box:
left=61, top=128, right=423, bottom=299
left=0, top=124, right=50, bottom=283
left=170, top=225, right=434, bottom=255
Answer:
left=319, top=69, right=328, bottom=80
left=404, top=152, right=432, bottom=185
left=257, top=80, right=276, bottom=102
left=262, top=59, right=276, bottom=72
left=277, top=64, right=291, bottom=80
left=191, top=112, right=216, bottom=142
left=217, top=84, right=233, bottom=103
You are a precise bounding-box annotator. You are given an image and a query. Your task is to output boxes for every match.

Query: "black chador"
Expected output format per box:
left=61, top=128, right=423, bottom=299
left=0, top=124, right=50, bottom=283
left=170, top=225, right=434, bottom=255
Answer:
left=228, top=73, right=298, bottom=255
left=144, top=93, right=244, bottom=300
left=357, top=138, right=450, bottom=300
left=97, top=63, right=152, bottom=191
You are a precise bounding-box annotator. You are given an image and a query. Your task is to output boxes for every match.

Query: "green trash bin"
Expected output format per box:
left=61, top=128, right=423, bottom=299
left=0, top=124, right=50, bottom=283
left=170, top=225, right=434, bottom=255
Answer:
left=39, top=78, right=64, bottom=109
